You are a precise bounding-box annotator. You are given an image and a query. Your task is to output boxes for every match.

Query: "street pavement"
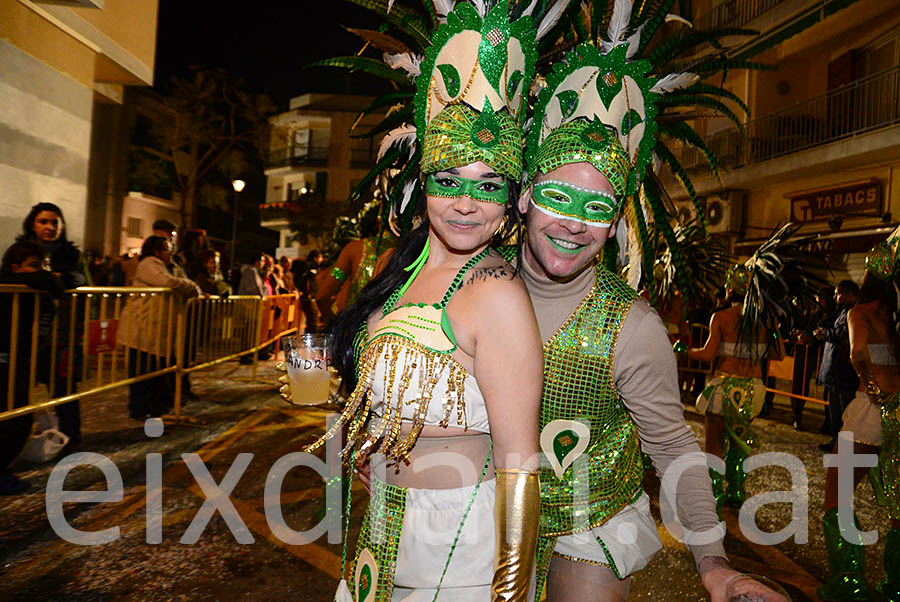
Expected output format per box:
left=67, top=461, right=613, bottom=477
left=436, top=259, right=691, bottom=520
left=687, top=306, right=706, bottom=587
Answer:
left=0, top=361, right=894, bottom=601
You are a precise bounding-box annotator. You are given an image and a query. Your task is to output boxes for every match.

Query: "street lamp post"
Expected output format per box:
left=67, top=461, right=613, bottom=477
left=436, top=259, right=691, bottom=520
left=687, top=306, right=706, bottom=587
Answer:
left=230, top=178, right=246, bottom=281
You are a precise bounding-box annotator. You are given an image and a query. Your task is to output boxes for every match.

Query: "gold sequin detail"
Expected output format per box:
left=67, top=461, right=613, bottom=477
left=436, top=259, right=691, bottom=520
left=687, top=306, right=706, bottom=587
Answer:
left=304, top=334, right=470, bottom=464
left=475, top=128, right=495, bottom=143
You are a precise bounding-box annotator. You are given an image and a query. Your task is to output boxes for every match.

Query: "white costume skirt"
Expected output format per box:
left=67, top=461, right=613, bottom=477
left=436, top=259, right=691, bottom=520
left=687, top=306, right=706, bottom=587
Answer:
left=696, top=375, right=765, bottom=418
left=391, top=478, right=496, bottom=601
left=552, top=493, right=662, bottom=578
left=842, top=392, right=882, bottom=446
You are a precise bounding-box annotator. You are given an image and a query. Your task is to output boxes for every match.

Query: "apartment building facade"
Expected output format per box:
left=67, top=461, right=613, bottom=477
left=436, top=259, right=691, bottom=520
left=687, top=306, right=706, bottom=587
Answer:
left=665, top=0, right=900, bottom=280
left=0, top=0, right=159, bottom=251
left=262, top=93, right=385, bottom=256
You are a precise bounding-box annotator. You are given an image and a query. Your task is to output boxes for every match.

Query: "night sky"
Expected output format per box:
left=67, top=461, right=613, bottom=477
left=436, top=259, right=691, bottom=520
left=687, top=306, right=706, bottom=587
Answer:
left=154, top=0, right=390, bottom=108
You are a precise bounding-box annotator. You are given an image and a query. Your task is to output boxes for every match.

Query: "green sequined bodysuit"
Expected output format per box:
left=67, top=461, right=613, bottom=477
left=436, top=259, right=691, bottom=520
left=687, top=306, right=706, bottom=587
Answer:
left=534, top=266, right=645, bottom=585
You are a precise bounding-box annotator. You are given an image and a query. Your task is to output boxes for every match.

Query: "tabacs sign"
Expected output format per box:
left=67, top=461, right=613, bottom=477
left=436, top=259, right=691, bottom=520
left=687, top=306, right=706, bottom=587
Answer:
left=787, top=179, right=883, bottom=222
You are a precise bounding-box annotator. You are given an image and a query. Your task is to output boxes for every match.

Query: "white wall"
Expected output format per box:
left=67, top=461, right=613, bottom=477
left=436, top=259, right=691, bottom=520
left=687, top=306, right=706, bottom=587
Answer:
left=0, top=41, right=91, bottom=252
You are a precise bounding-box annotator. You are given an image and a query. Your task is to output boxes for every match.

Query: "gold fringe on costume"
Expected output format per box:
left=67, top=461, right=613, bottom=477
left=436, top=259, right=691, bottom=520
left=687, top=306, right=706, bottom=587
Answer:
left=304, top=334, right=468, bottom=464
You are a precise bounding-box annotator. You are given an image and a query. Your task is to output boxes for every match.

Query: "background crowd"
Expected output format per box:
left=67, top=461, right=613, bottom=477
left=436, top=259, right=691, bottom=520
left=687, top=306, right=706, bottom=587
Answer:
left=0, top=204, right=878, bottom=506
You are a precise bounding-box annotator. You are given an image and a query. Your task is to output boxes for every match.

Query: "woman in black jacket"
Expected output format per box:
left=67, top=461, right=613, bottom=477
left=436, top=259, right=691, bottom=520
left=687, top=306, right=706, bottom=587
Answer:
left=17, top=203, right=90, bottom=449
left=0, top=241, right=65, bottom=494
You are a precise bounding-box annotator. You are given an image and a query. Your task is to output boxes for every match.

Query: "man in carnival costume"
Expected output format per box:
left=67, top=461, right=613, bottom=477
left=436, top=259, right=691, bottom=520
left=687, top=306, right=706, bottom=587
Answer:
left=512, top=4, right=791, bottom=599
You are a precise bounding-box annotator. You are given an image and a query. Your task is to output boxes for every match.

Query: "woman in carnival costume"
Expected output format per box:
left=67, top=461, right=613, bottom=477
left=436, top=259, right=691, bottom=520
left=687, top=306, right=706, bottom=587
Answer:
left=686, top=262, right=782, bottom=514
left=295, top=2, right=555, bottom=600
left=816, top=232, right=900, bottom=602
left=684, top=223, right=824, bottom=514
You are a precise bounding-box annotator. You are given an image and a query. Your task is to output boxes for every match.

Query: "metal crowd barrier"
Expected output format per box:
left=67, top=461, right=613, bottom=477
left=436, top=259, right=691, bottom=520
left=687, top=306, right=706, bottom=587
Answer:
left=175, top=293, right=300, bottom=418
left=1, top=285, right=179, bottom=421
left=1, top=285, right=301, bottom=426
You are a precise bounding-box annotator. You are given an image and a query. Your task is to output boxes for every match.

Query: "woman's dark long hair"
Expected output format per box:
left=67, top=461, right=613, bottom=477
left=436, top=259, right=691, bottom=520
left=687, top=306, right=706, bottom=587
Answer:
left=141, top=236, right=169, bottom=260
left=18, top=202, right=69, bottom=242
left=330, top=183, right=522, bottom=393
left=858, top=271, right=900, bottom=366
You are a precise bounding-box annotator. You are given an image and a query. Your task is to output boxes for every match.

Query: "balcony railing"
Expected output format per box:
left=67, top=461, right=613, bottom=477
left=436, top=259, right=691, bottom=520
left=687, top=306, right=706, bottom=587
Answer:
left=669, top=65, right=900, bottom=181
left=267, top=144, right=330, bottom=168
left=695, top=0, right=786, bottom=29
left=350, top=140, right=376, bottom=168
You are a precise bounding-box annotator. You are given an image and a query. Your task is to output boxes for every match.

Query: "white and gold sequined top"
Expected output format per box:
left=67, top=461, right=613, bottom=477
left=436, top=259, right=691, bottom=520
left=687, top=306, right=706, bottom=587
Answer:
left=305, top=248, right=492, bottom=462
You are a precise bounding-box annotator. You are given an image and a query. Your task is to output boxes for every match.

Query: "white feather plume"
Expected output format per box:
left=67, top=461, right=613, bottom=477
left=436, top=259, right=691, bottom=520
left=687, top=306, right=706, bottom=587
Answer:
left=521, top=0, right=539, bottom=16
left=431, top=0, right=454, bottom=20
left=387, top=0, right=395, bottom=13
left=431, top=0, right=454, bottom=15
left=536, top=0, right=572, bottom=40
left=470, top=0, right=486, bottom=17
left=625, top=25, right=643, bottom=58
left=383, top=52, right=422, bottom=78
left=650, top=72, right=700, bottom=93
left=377, top=125, right=417, bottom=161
left=398, top=178, right=418, bottom=215
left=606, top=0, right=633, bottom=46
left=665, top=13, right=693, bottom=27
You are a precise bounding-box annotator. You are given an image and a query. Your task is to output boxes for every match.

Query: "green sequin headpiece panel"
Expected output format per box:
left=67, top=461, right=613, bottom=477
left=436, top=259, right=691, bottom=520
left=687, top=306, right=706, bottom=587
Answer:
left=421, top=101, right=523, bottom=179
left=415, top=1, right=536, bottom=174
left=725, top=264, right=751, bottom=296
left=531, top=118, right=630, bottom=201
left=865, top=225, right=900, bottom=281
left=526, top=43, right=658, bottom=197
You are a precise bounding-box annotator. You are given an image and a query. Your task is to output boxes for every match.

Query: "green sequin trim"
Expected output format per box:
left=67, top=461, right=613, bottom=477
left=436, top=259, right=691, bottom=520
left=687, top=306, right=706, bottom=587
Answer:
left=881, top=393, right=900, bottom=520
left=349, top=477, right=407, bottom=601
left=330, top=265, right=349, bottom=284
left=720, top=376, right=757, bottom=457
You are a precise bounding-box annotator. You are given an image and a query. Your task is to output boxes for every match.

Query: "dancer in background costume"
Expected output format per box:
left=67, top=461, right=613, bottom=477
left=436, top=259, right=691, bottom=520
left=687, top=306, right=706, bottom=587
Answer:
left=816, top=231, right=900, bottom=602
left=289, top=2, right=564, bottom=600
left=687, top=263, right=782, bottom=515
left=684, top=225, right=824, bottom=516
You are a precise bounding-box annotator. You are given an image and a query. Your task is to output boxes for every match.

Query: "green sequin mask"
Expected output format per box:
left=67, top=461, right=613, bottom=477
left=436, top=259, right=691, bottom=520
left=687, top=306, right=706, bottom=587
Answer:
left=425, top=172, right=509, bottom=204
left=531, top=119, right=630, bottom=200
left=866, top=238, right=900, bottom=281
left=531, top=180, right=616, bottom=226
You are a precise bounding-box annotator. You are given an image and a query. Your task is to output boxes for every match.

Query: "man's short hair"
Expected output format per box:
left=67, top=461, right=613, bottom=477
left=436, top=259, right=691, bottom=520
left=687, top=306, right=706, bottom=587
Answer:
left=247, top=251, right=262, bottom=265
left=837, top=279, right=859, bottom=296
left=153, top=219, right=178, bottom=232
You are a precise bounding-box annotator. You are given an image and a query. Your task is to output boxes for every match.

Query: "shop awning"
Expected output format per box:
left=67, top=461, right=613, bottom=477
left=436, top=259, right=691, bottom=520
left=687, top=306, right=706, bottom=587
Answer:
left=734, top=223, right=897, bottom=256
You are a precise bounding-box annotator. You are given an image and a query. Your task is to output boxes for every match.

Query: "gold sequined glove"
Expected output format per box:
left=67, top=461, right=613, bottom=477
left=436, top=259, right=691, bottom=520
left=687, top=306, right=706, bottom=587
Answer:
left=492, top=468, right=540, bottom=602
left=275, top=361, right=294, bottom=405
left=851, top=350, right=889, bottom=405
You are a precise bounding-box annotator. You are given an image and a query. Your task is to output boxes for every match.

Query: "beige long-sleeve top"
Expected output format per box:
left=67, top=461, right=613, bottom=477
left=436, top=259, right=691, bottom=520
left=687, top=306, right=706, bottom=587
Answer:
left=520, top=256, right=727, bottom=569
left=118, top=256, right=201, bottom=355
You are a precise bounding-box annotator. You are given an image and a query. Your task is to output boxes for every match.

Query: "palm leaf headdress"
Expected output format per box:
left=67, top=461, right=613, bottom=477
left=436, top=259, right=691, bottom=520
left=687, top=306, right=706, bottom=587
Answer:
left=311, top=0, right=575, bottom=235
left=526, top=0, right=768, bottom=306
left=728, top=223, right=829, bottom=358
